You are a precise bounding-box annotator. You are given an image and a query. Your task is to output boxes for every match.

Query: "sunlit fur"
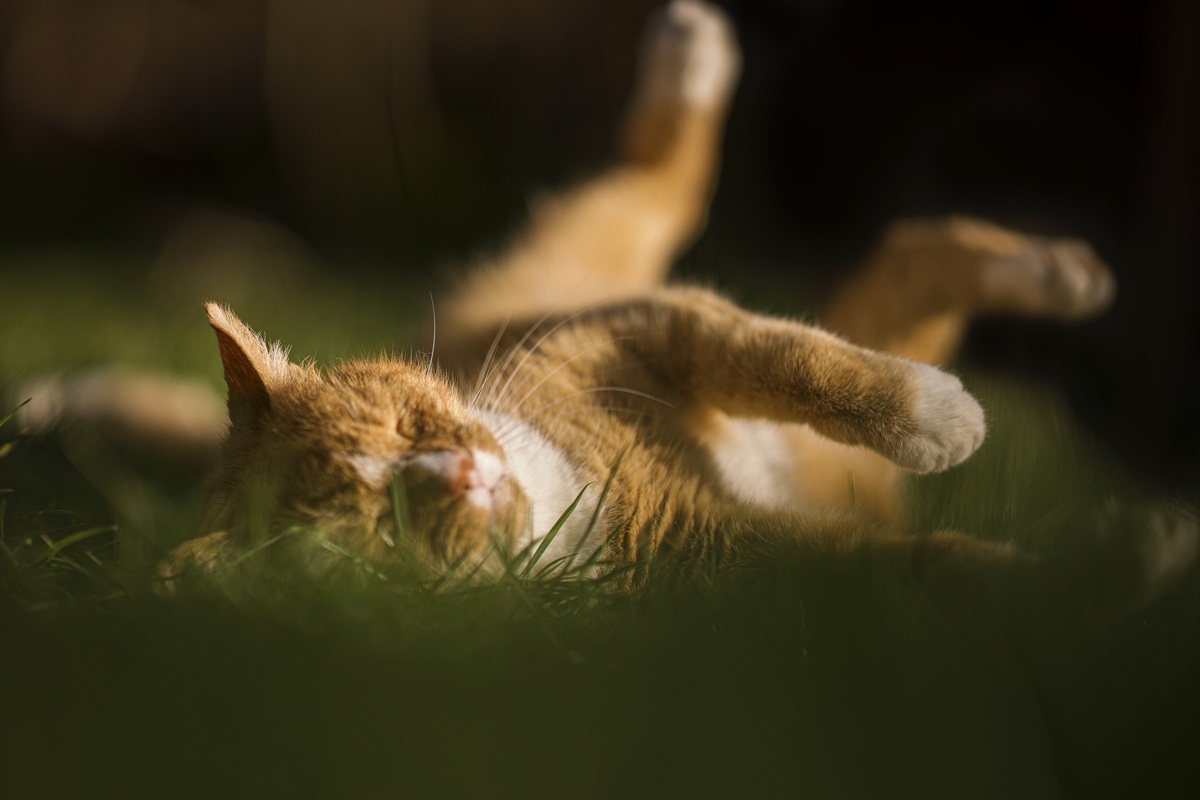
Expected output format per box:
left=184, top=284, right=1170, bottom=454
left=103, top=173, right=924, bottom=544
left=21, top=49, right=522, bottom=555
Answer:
left=163, top=1, right=1194, bottom=619
left=200, top=330, right=529, bottom=574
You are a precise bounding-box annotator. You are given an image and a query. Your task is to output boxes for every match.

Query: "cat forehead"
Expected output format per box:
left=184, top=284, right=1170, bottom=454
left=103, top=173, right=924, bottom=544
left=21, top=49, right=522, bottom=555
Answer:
left=262, top=363, right=463, bottom=433
left=331, top=359, right=443, bottom=389
left=327, top=363, right=459, bottom=409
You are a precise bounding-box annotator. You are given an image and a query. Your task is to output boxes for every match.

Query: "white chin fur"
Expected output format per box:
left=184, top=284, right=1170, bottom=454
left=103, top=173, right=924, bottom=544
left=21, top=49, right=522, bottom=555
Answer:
left=476, top=410, right=605, bottom=570
left=464, top=486, right=494, bottom=510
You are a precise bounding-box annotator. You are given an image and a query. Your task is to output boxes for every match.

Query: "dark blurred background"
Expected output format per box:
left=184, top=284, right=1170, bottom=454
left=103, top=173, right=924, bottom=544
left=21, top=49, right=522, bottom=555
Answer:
left=2, top=0, right=1197, bottom=482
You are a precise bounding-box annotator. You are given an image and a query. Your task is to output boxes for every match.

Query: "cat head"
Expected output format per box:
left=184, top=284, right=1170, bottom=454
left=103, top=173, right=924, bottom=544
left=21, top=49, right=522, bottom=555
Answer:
left=202, top=303, right=527, bottom=573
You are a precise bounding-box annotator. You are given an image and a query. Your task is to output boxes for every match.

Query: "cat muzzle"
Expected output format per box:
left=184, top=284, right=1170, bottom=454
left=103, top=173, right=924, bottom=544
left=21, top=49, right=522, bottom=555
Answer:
left=409, top=449, right=511, bottom=513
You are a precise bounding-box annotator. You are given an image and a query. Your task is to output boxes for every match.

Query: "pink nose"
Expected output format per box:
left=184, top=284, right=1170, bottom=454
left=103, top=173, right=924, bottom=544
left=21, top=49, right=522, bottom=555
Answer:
left=410, top=449, right=506, bottom=510
left=456, top=455, right=489, bottom=491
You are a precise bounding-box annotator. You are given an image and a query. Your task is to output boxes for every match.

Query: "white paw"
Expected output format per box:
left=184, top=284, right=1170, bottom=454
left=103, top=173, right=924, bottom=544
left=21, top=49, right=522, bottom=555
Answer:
left=891, top=363, right=986, bottom=474
left=635, top=0, right=741, bottom=111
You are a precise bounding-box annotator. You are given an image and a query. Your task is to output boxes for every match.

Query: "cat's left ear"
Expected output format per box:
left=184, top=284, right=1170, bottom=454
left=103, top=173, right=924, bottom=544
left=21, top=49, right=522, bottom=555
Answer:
left=205, top=303, right=295, bottom=430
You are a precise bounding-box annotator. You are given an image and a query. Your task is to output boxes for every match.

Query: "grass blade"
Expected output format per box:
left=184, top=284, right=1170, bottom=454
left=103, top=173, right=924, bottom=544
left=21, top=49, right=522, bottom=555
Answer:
left=390, top=473, right=414, bottom=544
left=576, top=444, right=631, bottom=575
left=0, top=398, right=30, bottom=430
left=28, top=525, right=118, bottom=567
left=228, top=527, right=306, bottom=568
left=519, top=483, right=591, bottom=579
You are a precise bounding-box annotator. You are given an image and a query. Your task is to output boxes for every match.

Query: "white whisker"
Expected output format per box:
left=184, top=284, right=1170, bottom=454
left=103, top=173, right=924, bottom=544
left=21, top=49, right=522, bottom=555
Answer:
left=426, top=291, right=437, bottom=376
left=522, top=386, right=672, bottom=423
left=475, top=258, right=617, bottom=408
left=477, top=309, right=559, bottom=409
left=529, top=403, right=652, bottom=430
left=483, top=301, right=613, bottom=412
left=469, top=314, right=511, bottom=409
left=502, top=334, right=651, bottom=417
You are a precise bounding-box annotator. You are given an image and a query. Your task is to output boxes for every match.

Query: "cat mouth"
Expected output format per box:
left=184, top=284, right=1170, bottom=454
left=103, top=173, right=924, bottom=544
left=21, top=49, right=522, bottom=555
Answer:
left=340, top=445, right=522, bottom=562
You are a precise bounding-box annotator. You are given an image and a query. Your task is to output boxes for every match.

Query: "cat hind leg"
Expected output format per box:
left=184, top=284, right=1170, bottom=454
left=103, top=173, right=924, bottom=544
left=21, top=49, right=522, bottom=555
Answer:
left=443, top=1, right=740, bottom=341
left=976, top=232, right=1115, bottom=320
left=805, top=217, right=1116, bottom=518
left=621, top=0, right=741, bottom=162
left=824, top=216, right=1117, bottom=364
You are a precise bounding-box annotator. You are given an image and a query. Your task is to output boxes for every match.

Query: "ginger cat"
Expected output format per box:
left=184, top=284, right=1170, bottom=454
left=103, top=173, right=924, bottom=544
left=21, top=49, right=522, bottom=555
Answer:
left=165, top=1, right=1192, bottom=619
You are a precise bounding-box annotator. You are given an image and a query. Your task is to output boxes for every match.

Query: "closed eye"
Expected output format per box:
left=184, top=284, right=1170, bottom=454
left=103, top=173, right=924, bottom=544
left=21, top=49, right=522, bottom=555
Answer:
left=396, top=414, right=429, bottom=439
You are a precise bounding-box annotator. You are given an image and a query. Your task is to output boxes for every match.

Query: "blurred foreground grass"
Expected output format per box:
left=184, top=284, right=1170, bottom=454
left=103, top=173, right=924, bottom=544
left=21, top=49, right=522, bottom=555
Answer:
left=3, top=251, right=1199, bottom=799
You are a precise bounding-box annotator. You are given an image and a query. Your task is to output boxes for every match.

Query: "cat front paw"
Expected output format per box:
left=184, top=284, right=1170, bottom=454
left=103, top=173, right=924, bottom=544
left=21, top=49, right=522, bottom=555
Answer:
left=889, top=362, right=986, bottom=473
left=635, top=0, right=741, bottom=111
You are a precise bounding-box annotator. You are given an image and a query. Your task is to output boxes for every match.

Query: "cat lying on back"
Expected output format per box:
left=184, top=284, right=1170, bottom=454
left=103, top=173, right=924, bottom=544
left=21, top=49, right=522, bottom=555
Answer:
left=163, top=1, right=1194, bottom=619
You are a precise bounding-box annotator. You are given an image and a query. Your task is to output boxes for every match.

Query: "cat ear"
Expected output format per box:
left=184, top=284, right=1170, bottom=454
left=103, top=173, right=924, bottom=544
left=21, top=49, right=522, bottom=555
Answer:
left=205, top=303, right=294, bottom=429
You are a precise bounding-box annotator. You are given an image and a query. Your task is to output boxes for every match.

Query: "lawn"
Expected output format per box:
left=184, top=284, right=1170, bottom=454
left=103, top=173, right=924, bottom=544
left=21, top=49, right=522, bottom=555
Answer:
left=3, top=250, right=1198, bottom=799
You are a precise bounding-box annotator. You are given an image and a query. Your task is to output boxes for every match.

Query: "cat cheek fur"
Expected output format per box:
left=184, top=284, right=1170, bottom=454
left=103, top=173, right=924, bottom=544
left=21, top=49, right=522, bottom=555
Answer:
left=279, top=453, right=528, bottom=571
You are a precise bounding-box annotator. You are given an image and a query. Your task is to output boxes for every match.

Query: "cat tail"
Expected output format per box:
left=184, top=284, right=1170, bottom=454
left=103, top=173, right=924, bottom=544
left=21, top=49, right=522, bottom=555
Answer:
left=8, top=369, right=226, bottom=477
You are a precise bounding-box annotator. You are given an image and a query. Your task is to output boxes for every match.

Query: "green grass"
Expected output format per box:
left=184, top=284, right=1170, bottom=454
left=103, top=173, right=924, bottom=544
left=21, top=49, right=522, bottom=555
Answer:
left=3, top=254, right=1199, bottom=799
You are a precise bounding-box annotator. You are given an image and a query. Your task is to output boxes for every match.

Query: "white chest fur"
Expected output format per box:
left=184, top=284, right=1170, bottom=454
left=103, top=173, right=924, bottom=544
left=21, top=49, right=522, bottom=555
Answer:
left=476, top=410, right=605, bottom=569
left=707, top=418, right=801, bottom=511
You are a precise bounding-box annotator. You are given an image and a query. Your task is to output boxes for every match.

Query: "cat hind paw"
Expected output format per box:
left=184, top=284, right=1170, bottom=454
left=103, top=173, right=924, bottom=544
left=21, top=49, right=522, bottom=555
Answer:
left=635, top=0, right=741, bottom=112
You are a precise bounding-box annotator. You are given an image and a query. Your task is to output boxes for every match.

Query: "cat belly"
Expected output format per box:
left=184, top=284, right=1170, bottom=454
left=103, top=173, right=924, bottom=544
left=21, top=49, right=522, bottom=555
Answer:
left=707, top=418, right=907, bottom=521
left=476, top=410, right=605, bottom=567
left=707, top=418, right=806, bottom=511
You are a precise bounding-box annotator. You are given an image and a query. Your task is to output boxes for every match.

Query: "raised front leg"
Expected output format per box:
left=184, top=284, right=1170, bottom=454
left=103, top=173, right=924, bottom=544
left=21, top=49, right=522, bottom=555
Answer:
left=609, top=288, right=986, bottom=474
